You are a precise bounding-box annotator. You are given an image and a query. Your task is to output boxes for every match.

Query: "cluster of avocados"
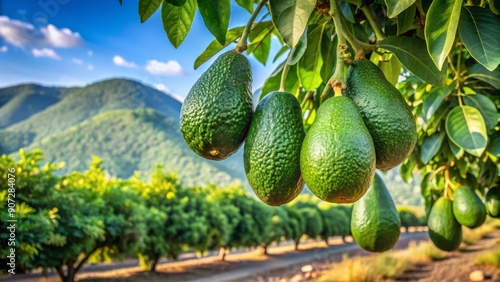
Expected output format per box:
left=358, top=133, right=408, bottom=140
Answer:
left=428, top=186, right=500, bottom=252
left=180, top=49, right=415, bottom=253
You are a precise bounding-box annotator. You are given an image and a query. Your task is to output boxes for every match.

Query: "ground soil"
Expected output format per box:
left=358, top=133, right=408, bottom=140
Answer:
left=3, top=228, right=499, bottom=282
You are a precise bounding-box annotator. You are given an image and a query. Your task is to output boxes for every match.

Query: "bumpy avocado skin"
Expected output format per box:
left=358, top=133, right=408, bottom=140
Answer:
left=351, top=172, right=401, bottom=252
left=485, top=187, right=500, bottom=218
left=244, top=91, right=305, bottom=206
left=452, top=186, right=486, bottom=229
left=428, top=197, right=463, bottom=252
left=180, top=50, right=253, bottom=160
left=345, top=59, right=417, bottom=171
left=300, top=96, right=376, bottom=203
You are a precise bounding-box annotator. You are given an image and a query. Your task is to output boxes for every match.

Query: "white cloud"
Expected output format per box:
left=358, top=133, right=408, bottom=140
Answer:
left=87, top=50, right=93, bottom=56
left=88, top=64, right=94, bottom=70
left=145, top=60, right=183, bottom=76
left=155, top=83, right=170, bottom=93
left=0, top=46, right=7, bottom=52
left=0, top=16, right=83, bottom=48
left=32, top=48, right=60, bottom=60
left=113, top=55, right=137, bottom=68
left=72, top=58, right=82, bottom=64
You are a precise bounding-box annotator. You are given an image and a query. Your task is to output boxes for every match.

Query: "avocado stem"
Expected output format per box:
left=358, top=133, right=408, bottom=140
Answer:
left=279, top=61, right=291, bottom=91
left=360, top=5, right=386, bottom=41
left=235, top=0, right=268, bottom=53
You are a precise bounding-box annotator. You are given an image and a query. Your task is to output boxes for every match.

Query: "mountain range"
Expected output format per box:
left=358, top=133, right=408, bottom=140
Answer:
left=0, top=78, right=422, bottom=205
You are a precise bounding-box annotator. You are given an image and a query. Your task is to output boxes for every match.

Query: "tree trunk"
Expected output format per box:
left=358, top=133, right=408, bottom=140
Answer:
left=342, top=236, right=347, bottom=243
left=66, top=262, right=76, bottom=282
left=219, top=247, right=226, bottom=261
left=149, top=254, right=160, bottom=272
left=55, top=266, right=66, bottom=282
left=294, top=239, right=300, bottom=250
left=325, top=238, right=330, bottom=246
left=258, top=245, right=268, bottom=255
left=405, top=226, right=410, bottom=233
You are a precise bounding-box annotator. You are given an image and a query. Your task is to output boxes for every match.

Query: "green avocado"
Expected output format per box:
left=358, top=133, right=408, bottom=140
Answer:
left=244, top=91, right=305, bottom=206
left=300, top=96, right=376, bottom=203
left=345, top=59, right=417, bottom=171
left=180, top=50, right=253, bottom=160
left=485, top=187, right=500, bottom=218
left=351, top=172, right=401, bottom=252
left=452, top=186, right=486, bottom=229
left=428, top=197, right=462, bottom=252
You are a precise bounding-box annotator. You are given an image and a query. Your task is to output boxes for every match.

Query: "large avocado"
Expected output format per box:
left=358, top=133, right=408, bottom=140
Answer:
left=345, top=59, right=417, bottom=171
left=452, top=186, right=486, bottom=229
left=485, top=187, right=500, bottom=218
left=300, top=96, right=376, bottom=203
left=428, top=197, right=463, bottom=251
left=351, top=172, right=401, bottom=252
left=244, top=91, right=305, bottom=206
left=180, top=50, right=253, bottom=160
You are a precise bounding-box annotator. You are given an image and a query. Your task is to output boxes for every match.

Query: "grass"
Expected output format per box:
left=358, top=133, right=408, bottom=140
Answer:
left=476, top=251, right=500, bottom=267
left=463, top=224, right=496, bottom=245
left=317, top=241, right=442, bottom=282
left=317, top=253, right=412, bottom=282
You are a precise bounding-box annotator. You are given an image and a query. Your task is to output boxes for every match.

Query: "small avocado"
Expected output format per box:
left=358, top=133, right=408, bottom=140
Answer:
left=244, top=91, right=305, bottom=206
left=180, top=50, right=253, bottom=160
left=345, top=59, right=417, bottom=171
left=452, top=186, right=486, bottom=229
left=428, top=197, right=462, bottom=251
left=300, top=96, right=376, bottom=203
left=485, top=187, right=500, bottom=218
left=351, top=172, right=401, bottom=252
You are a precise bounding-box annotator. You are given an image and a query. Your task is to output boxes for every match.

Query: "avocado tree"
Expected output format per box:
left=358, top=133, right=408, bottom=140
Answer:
left=132, top=0, right=499, bottom=221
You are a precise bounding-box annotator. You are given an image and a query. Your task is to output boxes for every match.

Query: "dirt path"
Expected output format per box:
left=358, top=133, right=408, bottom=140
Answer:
left=397, top=230, right=500, bottom=282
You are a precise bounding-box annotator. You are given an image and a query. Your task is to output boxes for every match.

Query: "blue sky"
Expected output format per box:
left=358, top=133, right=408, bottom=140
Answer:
left=0, top=1, right=283, bottom=100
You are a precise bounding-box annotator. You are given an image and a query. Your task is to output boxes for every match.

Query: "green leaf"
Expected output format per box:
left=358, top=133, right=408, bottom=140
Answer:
left=166, top=0, right=186, bottom=6
left=400, top=157, right=416, bottom=183
left=247, top=21, right=274, bottom=65
left=422, top=85, right=453, bottom=121
left=459, top=6, right=500, bottom=71
left=467, top=64, right=500, bottom=89
left=489, top=0, right=500, bottom=15
left=194, top=26, right=245, bottom=69
left=197, top=0, right=230, bottom=45
left=370, top=52, right=402, bottom=85
left=463, top=94, right=498, bottom=130
left=421, top=132, right=445, bottom=163
left=449, top=139, right=465, bottom=159
left=340, top=1, right=355, bottom=23
left=162, top=0, right=197, bottom=48
left=269, top=0, right=316, bottom=48
left=298, top=23, right=325, bottom=91
left=385, top=0, right=416, bottom=18
left=379, top=36, right=446, bottom=86
left=320, top=30, right=336, bottom=83
left=487, top=131, right=500, bottom=157
left=139, top=0, right=163, bottom=22
left=287, top=27, right=308, bottom=65
left=273, top=45, right=289, bottom=63
left=236, top=0, right=254, bottom=13
left=397, top=4, right=417, bottom=35
left=446, top=106, right=488, bottom=157
left=425, top=0, right=463, bottom=70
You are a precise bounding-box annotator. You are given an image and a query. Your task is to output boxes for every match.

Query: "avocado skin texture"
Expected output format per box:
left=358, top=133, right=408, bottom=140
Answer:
left=428, top=197, right=463, bottom=252
left=300, top=96, right=376, bottom=203
left=485, top=187, right=500, bottom=218
left=345, top=59, right=417, bottom=171
left=244, top=92, right=305, bottom=206
left=180, top=50, right=253, bottom=160
left=452, top=186, right=486, bottom=229
left=351, top=172, right=401, bottom=252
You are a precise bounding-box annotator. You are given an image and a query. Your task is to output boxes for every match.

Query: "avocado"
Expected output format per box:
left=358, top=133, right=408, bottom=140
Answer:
left=345, top=59, right=417, bottom=171
left=452, top=186, right=486, bottom=228
left=351, top=172, right=401, bottom=252
left=180, top=50, right=253, bottom=160
left=428, top=197, right=462, bottom=251
left=485, top=187, right=500, bottom=218
left=300, top=96, right=376, bottom=203
left=244, top=91, right=305, bottom=206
